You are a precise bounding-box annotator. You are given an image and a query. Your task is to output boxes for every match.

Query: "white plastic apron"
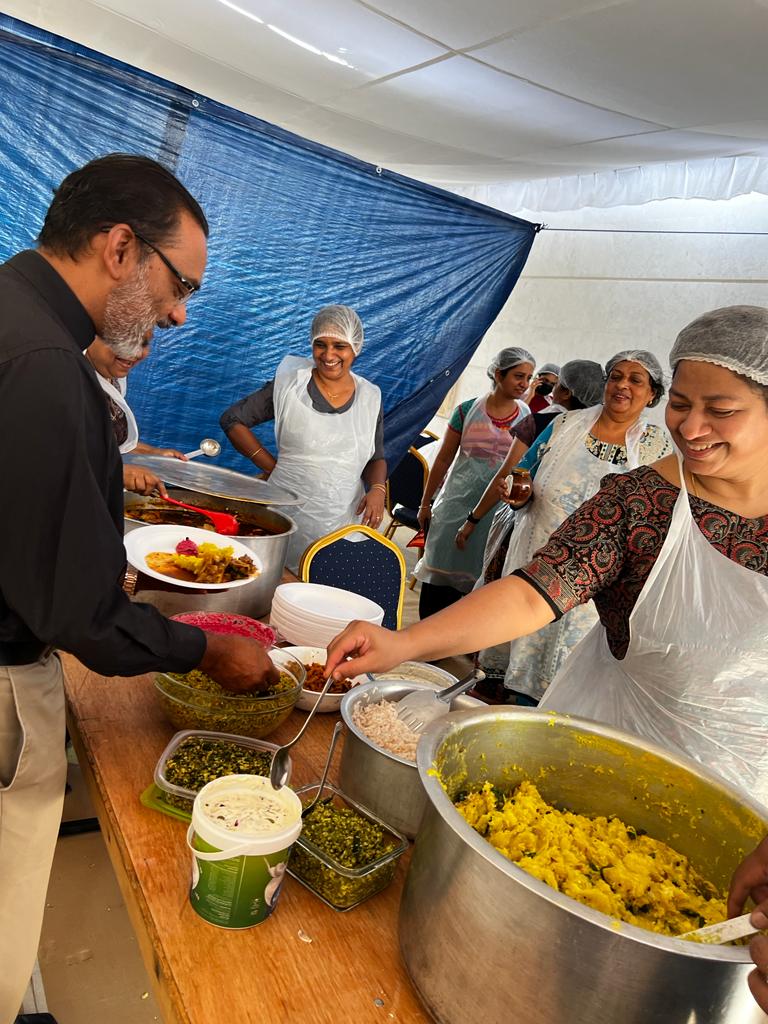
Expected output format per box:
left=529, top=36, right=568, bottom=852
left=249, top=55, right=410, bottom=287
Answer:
left=92, top=369, right=139, bottom=453
left=268, top=355, right=380, bottom=570
left=415, top=395, right=528, bottom=593
left=541, top=457, right=768, bottom=805
left=478, top=405, right=646, bottom=695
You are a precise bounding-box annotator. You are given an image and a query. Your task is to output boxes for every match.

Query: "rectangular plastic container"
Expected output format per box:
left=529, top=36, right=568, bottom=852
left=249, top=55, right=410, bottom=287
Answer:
left=154, top=729, right=290, bottom=814
left=287, top=782, right=408, bottom=911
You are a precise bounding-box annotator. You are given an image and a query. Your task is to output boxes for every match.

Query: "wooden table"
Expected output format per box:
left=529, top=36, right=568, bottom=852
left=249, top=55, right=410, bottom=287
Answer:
left=63, top=655, right=431, bottom=1024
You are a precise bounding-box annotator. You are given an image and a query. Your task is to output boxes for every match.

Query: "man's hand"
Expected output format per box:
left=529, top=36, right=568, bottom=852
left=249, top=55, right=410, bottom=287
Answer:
left=728, top=836, right=768, bottom=918
left=325, top=620, right=412, bottom=679
left=199, top=633, right=279, bottom=693
left=124, top=464, right=167, bottom=497
left=749, top=928, right=768, bottom=1014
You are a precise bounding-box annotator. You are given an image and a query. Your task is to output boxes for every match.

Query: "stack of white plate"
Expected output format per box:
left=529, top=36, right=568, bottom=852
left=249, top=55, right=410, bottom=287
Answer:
left=269, top=583, right=384, bottom=647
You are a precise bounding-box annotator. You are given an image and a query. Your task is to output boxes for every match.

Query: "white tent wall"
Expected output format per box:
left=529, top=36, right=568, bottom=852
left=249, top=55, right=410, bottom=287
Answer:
left=432, top=192, right=768, bottom=428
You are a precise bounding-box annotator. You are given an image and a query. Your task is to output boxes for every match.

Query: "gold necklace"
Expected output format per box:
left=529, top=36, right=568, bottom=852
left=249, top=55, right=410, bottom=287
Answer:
left=689, top=470, right=700, bottom=498
left=314, top=371, right=351, bottom=400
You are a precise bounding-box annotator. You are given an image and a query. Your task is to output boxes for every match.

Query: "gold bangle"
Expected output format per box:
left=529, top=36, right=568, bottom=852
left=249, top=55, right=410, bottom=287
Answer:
left=247, top=446, right=263, bottom=460
left=371, top=483, right=387, bottom=493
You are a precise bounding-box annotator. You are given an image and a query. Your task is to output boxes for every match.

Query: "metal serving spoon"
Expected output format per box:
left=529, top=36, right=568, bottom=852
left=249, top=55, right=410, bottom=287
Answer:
left=301, top=722, right=343, bottom=819
left=160, top=494, right=239, bottom=536
left=184, top=438, right=221, bottom=459
left=685, top=912, right=759, bottom=945
left=269, top=675, right=336, bottom=790
left=395, top=668, right=485, bottom=733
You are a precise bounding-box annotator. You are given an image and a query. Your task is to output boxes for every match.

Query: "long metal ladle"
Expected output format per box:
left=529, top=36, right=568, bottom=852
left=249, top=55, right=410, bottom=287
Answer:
left=301, top=721, right=343, bottom=818
left=269, top=675, right=336, bottom=790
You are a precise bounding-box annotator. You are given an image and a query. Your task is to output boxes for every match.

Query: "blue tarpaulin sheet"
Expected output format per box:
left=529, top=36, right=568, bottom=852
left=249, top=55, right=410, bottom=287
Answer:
left=0, top=13, right=538, bottom=472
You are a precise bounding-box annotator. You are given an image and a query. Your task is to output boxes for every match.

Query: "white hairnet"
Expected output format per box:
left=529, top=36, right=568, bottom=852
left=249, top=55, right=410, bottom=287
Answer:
left=605, top=349, right=666, bottom=408
left=487, top=346, right=536, bottom=381
left=670, top=306, right=768, bottom=386
left=559, top=359, right=604, bottom=408
left=539, top=362, right=561, bottom=377
left=310, top=305, right=365, bottom=355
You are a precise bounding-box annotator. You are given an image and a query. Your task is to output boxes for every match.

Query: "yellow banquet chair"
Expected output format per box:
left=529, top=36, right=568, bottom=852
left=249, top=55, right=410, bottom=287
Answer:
left=298, top=525, right=406, bottom=630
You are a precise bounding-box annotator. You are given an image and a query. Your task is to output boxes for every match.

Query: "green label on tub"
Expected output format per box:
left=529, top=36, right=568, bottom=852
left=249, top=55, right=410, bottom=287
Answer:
left=190, top=835, right=293, bottom=929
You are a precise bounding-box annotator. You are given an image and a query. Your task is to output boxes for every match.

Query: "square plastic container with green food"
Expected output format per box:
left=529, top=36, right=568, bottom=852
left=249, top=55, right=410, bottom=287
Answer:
left=154, top=729, right=292, bottom=814
left=288, top=783, right=408, bottom=911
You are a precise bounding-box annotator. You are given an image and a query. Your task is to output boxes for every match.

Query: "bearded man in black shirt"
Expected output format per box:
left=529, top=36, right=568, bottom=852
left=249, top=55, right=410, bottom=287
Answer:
left=0, top=155, right=277, bottom=1023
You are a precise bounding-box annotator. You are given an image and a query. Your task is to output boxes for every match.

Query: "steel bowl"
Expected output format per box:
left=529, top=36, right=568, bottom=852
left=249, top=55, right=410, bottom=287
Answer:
left=400, top=707, right=768, bottom=1024
left=339, top=679, right=481, bottom=839
left=124, top=489, right=296, bottom=617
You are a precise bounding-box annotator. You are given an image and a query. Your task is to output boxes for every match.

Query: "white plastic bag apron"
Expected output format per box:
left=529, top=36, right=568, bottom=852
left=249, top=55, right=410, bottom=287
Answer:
left=541, top=456, right=768, bottom=806
left=479, top=405, right=647, bottom=691
left=95, top=373, right=139, bottom=454
left=480, top=502, right=517, bottom=582
left=268, top=355, right=379, bottom=570
left=415, top=395, right=527, bottom=593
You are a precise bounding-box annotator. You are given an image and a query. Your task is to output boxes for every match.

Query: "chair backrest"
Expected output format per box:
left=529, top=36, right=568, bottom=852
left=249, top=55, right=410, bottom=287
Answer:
left=413, top=429, right=439, bottom=447
left=299, top=525, right=406, bottom=630
left=385, top=446, right=429, bottom=516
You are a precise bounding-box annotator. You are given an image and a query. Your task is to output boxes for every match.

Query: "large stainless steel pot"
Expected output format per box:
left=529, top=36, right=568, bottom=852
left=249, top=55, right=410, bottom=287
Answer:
left=124, top=490, right=296, bottom=618
left=339, top=679, right=480, bottom=839
left=401, top=708, right=768, bottom=1024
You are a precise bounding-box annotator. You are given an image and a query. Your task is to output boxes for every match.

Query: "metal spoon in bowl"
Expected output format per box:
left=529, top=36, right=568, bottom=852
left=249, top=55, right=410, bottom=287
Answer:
left=395, top=668, right=485, bottom=734
left=160, top=494, right=239, bottom=535
left=301, top=722, right=343, bottom=819
left=184, top=438, right=221, bottom=459
left=269, top=674, right=336, bottom=789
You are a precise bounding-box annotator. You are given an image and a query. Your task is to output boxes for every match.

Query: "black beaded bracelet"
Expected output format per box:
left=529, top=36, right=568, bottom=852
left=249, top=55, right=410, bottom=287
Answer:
left=466, top=511, right=481, bottom=525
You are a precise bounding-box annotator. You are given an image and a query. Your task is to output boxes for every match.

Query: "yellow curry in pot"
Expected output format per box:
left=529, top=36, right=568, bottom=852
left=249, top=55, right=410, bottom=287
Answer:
left=455, top=781, right=726, bottom=937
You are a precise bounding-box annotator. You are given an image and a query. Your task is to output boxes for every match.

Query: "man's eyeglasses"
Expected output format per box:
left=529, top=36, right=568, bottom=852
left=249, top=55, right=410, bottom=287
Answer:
left=100, top=226, right=200, bottom=303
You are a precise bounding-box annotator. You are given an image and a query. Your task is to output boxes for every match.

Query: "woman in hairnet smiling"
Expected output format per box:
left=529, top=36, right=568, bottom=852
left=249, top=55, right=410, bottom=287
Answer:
left=414, top=346, right=536, bottom=617
left=327, top=307, right=768, bottom=804
left=221, top=304, right=385, bottom=570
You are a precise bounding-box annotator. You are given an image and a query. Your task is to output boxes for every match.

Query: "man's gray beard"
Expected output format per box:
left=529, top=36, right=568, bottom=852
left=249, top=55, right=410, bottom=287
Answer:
left=101, top=263, right=157, bottom=361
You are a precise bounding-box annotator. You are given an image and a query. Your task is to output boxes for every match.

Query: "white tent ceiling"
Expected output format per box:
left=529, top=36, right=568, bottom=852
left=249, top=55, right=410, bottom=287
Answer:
left=7, top=0, right=768, bottom=192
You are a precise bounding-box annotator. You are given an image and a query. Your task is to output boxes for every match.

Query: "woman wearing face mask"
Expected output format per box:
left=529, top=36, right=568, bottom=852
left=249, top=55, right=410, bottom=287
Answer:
left=85, top=335, right=187, bottom=495
left=414, top=347, right=535, bottom=618
left=221, top=305, right=385, bottom=571
left=523, top=362, right=560, bottom=413
left=326, top=306, right=768, bottom=804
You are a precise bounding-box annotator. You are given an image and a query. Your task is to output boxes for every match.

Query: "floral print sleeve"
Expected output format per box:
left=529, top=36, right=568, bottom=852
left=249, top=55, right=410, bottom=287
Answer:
left=514, top=471, right=636, bottom=617
left=515, top=464, right=768, bottom=660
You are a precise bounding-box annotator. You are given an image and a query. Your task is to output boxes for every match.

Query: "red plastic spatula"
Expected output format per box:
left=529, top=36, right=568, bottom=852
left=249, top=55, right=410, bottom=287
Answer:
left=161, top=495, right=239, bottom=536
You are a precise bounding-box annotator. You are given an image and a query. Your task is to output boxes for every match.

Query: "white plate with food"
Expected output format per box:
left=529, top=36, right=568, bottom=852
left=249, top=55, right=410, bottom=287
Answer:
left=280, top=646, right=359, bottom=712
left=124, top=524, right=262, bottom=590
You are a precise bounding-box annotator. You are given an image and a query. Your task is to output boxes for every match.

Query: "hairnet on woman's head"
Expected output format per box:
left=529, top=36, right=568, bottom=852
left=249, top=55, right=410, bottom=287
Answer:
left=539, top=362, right=561, bottom=377
left=487, top=346, right=536, bottom=381
left=605, top=349, right=666, bottom=407
left=310, top=305, right=365, bottom=355
left=559, top=359, right=604, bottom=408
left=669, top=306, right=768, bottom=386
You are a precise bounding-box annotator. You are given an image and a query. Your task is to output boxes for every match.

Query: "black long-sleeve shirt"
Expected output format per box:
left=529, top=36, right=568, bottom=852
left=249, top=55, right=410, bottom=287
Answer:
left=0, top=251, right=205, bottom=674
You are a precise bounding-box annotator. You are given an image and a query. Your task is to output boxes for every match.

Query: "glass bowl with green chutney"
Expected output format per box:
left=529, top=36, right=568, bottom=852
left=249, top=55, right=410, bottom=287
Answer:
left=288, top=782, right=408, bottom=911
left=154, top=647, right=305, bottom=739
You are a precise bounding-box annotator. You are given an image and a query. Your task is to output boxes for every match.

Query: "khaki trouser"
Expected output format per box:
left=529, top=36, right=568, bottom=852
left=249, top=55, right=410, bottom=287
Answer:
left=0, top=656, right=66, bottom=1024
